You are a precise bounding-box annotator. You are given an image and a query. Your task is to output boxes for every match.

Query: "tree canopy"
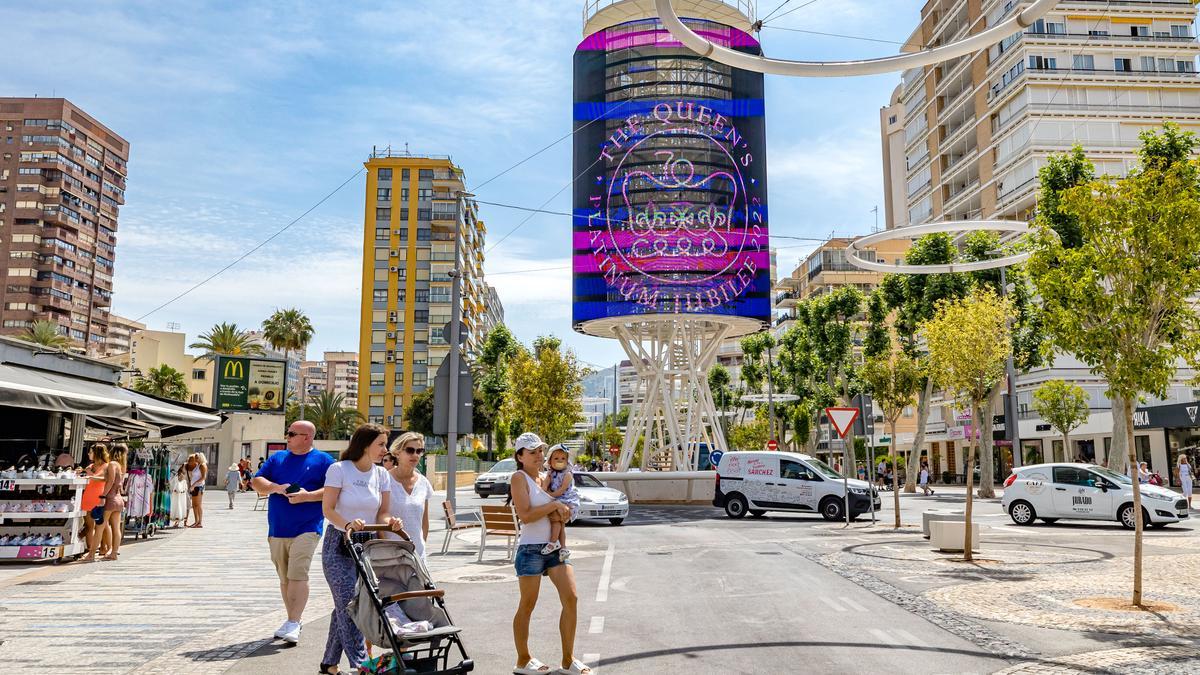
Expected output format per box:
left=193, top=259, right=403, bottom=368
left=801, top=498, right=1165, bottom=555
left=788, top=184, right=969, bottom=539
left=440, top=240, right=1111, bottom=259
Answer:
left=132, top=364, right=189, bottom=402
left=21, top=320, right=70, bottom=350
left=190, top=322, right=264, bottom=359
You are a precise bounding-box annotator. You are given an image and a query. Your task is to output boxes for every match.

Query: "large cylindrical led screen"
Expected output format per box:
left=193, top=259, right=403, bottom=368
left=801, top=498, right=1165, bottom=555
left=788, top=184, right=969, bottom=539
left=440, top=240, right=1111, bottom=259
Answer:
left=572, top=17, right=769, bottom=331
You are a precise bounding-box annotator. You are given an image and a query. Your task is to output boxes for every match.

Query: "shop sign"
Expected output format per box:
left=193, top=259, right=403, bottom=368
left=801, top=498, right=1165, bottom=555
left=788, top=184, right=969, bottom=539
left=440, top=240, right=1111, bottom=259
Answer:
left=1133, top=401, right=1200, bottom=429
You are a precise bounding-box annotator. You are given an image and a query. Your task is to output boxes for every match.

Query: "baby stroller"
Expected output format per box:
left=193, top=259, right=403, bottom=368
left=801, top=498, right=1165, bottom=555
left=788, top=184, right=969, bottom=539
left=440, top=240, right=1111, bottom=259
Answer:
left=346, top=525, right=473, bottom=674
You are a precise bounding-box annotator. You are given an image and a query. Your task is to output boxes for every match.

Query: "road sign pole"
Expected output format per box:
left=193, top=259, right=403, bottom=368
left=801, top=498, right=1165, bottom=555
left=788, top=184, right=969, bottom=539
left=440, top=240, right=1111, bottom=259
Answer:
left=445, top=191, right=467, bottom=511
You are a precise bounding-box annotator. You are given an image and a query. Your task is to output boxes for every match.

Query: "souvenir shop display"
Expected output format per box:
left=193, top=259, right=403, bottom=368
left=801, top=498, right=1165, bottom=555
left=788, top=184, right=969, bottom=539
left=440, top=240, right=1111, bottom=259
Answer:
left=0, top=466, right=89, bottom=563
left=123, top=446, right=173, bottom=539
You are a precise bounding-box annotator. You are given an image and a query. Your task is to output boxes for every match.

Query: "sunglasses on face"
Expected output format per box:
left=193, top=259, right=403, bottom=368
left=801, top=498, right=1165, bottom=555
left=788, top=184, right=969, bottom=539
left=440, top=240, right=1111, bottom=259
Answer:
left=402, top=446, right=425, bottom=456
left=286, top=431, right=310, bottom=438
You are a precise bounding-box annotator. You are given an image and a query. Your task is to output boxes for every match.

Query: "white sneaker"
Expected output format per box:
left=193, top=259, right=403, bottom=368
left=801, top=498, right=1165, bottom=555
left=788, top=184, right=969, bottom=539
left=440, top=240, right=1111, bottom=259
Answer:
left=273, top=620, right=292, bottom=639
left=279, top=621, right=301, bottom=644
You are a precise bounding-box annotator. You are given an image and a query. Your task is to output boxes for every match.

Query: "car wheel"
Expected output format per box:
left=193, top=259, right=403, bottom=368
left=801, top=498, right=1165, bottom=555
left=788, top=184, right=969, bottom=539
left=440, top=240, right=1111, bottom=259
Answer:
left=1008, top=500, right=1036, bottom=526
left=1118, top=503, right=1142, bottom=529
left=749, top=509, right=767, bottom=518
left=609, top=518, right=624, bottom=526
left=820, top=497, right=844, bottom=521
left=1040, top=518, right=1058, bottom=524
left=724, top=493, right=749, bottom=519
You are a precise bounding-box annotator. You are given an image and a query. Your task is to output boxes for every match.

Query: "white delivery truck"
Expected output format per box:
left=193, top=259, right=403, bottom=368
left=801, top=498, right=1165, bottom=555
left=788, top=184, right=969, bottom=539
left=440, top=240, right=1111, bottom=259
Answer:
left=713, top=451, right=880, bottom=520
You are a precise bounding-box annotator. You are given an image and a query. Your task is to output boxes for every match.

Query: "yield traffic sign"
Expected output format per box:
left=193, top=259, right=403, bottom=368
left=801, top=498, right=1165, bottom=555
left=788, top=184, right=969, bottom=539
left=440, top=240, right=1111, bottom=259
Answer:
left=826, top=407, right=860, bottom=438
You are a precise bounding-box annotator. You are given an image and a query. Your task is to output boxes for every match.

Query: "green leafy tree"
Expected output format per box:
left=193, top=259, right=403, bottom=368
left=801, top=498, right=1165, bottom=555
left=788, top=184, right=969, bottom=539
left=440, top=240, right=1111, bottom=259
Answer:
left=478, top=324, right=522, bottom=455
left=21, top=320, right=70, bottom=350
left=305, top=390, right=363, bottom=440
left=132, top=364, right=189, bottom=401
left=404, top=389, right=435, bottom=437
left=708, top=364, right=733, bottom=443
left=923, top=288, right=1013, bottom=561
left=1038, top=146, right=1095, bottom=250
left=861, top=348, right=922, bottom=528
left=190, top=322, right=264, bottom=360
left=1028, top=124, right=1200, bottom=606
left=502, top=336, right=585, bottom=444
left=261, top=308, right=314, bottom=417
left=794, top=287, right=863, bottom=470
left=1032, top=380, right=1090, bottom=463
left=728, top=415, right=771, bottom=450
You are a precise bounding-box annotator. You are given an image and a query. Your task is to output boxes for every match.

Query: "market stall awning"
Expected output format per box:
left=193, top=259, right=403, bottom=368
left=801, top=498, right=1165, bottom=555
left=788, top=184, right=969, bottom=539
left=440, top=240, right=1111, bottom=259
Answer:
left=0, top=363, right=220, bottom=431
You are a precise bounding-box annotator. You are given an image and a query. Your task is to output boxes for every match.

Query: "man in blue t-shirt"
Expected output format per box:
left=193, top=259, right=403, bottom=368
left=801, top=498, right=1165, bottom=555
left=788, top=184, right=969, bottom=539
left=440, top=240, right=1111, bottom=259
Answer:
left=251, top=420, right=335, bottom=645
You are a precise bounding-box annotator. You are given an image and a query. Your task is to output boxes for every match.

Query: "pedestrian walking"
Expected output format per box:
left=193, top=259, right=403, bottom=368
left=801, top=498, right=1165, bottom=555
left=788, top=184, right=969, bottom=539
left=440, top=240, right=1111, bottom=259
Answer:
left=251, top=420, right=335, bottom=646
left=319, top=423, right=404, bottom=675
left=919, top=463, right=934, bottom=496
left=876, top=459, right=886, bottom=489
left=383, top=431, right=433, bottom=562
left=188, top=453, right=208, bottom=528
left=1177, top=454, right=1193, bottom=509
left=98, top=444, right=127, bottom=561
left=224, top=464, right=240, bottom=509
left=509, top=433, right=591, bottom=675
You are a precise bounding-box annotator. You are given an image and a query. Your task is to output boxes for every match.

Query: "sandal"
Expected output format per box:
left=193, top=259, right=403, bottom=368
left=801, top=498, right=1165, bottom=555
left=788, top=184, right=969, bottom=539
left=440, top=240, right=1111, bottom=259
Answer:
left=514, top=657, right=552, bottom=674
left=558, top=659, right=593, bottom=674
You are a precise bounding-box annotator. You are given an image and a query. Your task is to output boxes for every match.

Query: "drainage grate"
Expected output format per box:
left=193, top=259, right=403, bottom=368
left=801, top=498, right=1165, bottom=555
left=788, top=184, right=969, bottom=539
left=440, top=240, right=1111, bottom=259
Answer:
left=19, top=579, right=64, bottom=586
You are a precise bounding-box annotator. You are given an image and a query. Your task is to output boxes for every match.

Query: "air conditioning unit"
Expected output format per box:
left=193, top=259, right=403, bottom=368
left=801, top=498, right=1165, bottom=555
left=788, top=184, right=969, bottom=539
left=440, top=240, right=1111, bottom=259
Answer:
left=386, top=353, right=394, bottom=362
left=389, top=266, right=399, bottom=272
left=386, top=331, right=395, bottom=339
left=389, top=249, right=398, bottom=257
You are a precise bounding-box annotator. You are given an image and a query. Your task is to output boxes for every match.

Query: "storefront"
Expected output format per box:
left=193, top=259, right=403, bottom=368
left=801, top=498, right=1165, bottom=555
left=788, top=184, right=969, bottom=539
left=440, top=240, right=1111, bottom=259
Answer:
left=1133, top=400, right=1200, bottom=488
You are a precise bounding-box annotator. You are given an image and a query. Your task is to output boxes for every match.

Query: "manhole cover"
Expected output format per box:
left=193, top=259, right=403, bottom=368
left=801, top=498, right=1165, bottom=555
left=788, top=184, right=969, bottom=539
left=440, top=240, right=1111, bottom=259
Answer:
left=19, top=580, right=63, bottom=586
left=459, top=574, right=506, bottom=582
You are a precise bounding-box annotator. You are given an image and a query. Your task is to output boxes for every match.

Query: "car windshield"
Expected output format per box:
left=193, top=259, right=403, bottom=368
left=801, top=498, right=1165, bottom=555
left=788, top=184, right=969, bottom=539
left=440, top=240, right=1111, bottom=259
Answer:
left=1090, top=465, right=1133, bottom=485
left=574, top=474, right=605, bottom=488
left=805, top=458, right=843, bottom=480
left=490, top=459, right=516, bottom=473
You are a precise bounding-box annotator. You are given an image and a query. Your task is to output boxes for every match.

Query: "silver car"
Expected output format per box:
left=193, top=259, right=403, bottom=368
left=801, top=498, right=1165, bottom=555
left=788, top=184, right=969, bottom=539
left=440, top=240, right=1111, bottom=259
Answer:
left=574, top=473, right=629, bottom=525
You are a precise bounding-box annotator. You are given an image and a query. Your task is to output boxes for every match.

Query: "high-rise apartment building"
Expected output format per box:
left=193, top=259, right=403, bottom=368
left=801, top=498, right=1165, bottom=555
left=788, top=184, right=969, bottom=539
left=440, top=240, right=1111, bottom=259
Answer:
left=0, top=98, right=128, bottom=354
left=357, top=153, right=489, bottom=427
left=104, top=313, right=145, bottom=356
left=300, top=351, right=359, bottom=409
left=884, top=0, right=1200, bottom=229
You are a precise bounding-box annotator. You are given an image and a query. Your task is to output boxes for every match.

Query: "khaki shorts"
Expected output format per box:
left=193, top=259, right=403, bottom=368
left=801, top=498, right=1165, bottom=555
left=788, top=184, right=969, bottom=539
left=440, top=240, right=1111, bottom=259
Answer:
left=268, top=532, right=320, bottom=582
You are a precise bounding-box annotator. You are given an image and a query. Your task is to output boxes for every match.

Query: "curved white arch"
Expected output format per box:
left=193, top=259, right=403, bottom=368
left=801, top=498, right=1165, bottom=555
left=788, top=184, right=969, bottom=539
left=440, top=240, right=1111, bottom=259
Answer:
left=846, top=220, right=1034, bottom=274
left=653, top=0, right=1060, bottom=77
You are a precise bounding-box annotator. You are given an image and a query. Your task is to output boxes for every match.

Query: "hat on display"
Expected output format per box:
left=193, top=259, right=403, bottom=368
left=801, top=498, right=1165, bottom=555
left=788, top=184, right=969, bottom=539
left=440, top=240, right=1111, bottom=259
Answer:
left=514, top=432, right=547, bottom=453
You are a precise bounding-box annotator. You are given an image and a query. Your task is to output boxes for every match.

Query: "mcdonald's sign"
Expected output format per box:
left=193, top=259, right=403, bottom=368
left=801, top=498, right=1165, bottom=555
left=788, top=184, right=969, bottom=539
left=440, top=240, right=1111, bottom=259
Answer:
left=213, top=355, right=287, bottom=413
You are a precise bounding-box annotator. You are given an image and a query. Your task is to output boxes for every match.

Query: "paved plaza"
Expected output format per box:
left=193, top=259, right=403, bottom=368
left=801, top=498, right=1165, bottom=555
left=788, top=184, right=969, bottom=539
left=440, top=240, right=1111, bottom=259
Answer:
left=1, top=489, right=1199, bottom=674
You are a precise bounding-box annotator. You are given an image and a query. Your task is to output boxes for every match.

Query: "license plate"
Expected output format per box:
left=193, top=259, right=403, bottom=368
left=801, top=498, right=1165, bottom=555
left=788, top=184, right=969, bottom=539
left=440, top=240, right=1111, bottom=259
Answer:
left=597, top=510, right=621, bottom=516
left=477, top=483, right=492, bottom=489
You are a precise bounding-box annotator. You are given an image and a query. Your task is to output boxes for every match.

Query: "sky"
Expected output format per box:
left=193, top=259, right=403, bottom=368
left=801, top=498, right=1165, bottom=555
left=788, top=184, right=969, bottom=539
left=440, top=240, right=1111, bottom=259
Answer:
left=1, top=0, right=927, bottom=369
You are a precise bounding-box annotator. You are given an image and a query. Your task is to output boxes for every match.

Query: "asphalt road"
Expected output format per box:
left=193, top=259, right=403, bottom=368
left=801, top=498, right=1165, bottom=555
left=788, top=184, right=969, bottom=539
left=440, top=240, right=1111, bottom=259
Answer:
left=232, top=487, right=1119, bottom=674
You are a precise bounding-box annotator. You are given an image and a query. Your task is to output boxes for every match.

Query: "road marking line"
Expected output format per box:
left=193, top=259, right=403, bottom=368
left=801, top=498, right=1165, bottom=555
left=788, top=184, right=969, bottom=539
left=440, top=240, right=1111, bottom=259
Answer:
left=589, top=616, right=605, bottom=634
left=869, top=628, right=895, bottom=644
left=839, top=596, right=868, bottom=612
left=893, top=629, right=927, bottom=646
left=819, top=597, right=846, bottom=612
left=596, top=541, right=615, bottom=602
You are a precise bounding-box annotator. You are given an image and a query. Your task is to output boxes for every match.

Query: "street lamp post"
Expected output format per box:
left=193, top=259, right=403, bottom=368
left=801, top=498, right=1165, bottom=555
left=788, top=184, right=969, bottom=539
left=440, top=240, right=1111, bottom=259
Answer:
left=445, top=189, right=473, bottom=511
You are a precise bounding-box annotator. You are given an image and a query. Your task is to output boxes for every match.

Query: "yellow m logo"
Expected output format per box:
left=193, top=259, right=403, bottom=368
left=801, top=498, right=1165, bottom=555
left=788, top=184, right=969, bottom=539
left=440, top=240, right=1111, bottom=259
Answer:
left=223, top=360, right=245, bottom=379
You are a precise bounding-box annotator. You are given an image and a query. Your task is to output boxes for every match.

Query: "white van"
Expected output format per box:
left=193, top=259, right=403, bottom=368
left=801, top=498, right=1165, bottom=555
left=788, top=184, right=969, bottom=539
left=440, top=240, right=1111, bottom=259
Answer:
left=713, top=451, right=880, bottom=520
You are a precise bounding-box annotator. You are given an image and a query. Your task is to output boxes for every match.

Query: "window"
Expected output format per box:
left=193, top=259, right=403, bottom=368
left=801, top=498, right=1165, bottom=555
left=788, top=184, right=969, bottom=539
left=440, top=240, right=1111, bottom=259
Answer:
left=1073, top=55, right=1095, bottom=70
left=373, top=289, right=387, bottom=302
left=377, top=188, right=391, bottom=201
left=413, top=310, right=429, bottom=323
left=375, top=227, right=389, bottom=239
left=401, top=169, right=410, bottom=180
left=1177, top=61, right=1195, bottom=74
left=411, top=372, right=428, bottom=387
left=780, top=460, right=817, bottom=481
left=192, top=369, right=206, bottom=380
left=191, top=393, right=204, bottom=404
left=370, top=373, right=385, bottom=387
left=376, top=209, right=391, bottom=222
left=1171, top=25, right=1192, bottom=39
left=1052, top=466, right=1097, bottom=487
left=400, top=188, right=409, bottom=201
left=1129, top=25, right=1149, bottom=38
left=414, top=289, right=429, bottom=303
left=378, top=168, right=392, bottom=181
left=1028, top=55, right=1056, bottom=70
left=418, top=169, right=433, bottom=180
left=1114, top=58, right=1132, bottom=72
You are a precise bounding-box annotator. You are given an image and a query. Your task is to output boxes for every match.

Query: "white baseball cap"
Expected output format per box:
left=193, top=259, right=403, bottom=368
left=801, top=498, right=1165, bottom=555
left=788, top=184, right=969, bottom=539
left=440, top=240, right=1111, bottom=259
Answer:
left=514, top=432, right=547, bottom=452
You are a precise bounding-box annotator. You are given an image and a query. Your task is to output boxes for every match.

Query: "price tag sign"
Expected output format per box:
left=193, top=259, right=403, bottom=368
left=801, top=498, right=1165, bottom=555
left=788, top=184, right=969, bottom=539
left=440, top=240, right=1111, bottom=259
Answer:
left=42, top=546, right=59, bottom=559
left=0, top=479, right=14, bottom=491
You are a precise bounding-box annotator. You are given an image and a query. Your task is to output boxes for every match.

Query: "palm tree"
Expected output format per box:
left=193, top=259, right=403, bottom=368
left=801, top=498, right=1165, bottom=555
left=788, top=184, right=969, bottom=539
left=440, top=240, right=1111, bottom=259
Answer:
left=261, top=308, right=314, bottom=418
left=307, top=391, right=363, bottom=440
left=22, top=320, right=70, bottom=350
left=132, top=364, right=190, bottom=401
left=189, top=322, right=264, bottom=360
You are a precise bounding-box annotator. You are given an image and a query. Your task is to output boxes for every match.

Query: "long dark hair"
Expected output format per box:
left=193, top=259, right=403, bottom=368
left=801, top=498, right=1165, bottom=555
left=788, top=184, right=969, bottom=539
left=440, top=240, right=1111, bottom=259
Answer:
left=342, top=423, right=388, bottom=462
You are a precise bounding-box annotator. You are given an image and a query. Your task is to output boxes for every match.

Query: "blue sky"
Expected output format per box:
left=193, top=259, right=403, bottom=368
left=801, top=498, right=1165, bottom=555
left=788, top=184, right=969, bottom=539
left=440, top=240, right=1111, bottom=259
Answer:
left=2, top=0, right=926, bottom=368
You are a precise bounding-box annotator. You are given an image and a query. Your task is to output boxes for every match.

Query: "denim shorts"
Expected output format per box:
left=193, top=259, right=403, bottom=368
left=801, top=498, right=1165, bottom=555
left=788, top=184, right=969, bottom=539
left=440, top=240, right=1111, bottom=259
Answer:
left=514, top=544, right=570, bottom=577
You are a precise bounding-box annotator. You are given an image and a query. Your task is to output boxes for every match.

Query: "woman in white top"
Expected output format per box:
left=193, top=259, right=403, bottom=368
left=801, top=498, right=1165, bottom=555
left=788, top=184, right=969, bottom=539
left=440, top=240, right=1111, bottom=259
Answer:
left=509, top=432, right=590, bottom=675
left=188, top=453, right=208, bottom=528
left=383, top=431, right=433, bottom=561
left=320, top=423, right=404, bottom=675
left=1177, top=454, right=1194, bottom=510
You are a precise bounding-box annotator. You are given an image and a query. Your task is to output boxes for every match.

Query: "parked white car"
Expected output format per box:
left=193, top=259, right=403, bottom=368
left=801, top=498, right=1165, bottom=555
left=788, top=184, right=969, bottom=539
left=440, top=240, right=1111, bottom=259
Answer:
left=574, top=473, right=629, bottom=525
left=714, top=451, right=880, bottom=520
left=474, top=458, right=517, bottom=498
left=1002, top=463, right=1189, bottom=528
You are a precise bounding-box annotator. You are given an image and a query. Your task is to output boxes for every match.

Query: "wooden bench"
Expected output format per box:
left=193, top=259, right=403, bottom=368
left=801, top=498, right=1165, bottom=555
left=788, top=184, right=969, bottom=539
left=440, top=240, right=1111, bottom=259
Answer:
left=478, top=504, right=521, bottom=562
left=440, top=500, right=481, bottom=555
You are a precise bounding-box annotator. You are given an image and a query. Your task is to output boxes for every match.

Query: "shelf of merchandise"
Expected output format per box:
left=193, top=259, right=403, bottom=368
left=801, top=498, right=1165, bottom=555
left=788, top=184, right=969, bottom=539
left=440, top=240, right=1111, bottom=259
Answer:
left=0, top=477, right=88, bottom=562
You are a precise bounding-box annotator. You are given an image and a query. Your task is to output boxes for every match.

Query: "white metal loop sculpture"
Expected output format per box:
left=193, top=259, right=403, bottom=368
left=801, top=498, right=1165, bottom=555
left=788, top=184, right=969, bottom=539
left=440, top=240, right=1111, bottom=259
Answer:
left=653, top=0, right=1061, bottom=77
left=846, top=220, right=1034, bottom=274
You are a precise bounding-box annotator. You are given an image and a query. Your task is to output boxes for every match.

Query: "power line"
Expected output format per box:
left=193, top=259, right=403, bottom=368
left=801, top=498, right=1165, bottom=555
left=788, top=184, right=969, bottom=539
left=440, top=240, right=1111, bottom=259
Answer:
left=759, top=0, right=796, bottom=25
left=763, top=0, right=824, bottom=26
left=133, top=168, right=366, bottom=323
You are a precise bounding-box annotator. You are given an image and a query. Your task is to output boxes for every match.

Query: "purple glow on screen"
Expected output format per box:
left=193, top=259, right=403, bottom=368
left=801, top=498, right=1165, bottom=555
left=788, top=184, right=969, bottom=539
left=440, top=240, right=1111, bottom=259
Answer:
left=577, top=26, right=760, bottom=51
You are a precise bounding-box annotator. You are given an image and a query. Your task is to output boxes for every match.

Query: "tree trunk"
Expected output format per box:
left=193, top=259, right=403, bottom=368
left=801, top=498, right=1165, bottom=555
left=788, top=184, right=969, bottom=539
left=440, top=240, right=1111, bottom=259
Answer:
left=1109, top=394, right=1131, bottom=472
left=1062, top=432, right=1071, bottom=463
left=962, top=401, right=979, bottom=562
left=906, top=378, right=934, bottom=493
left=1126, top=401, right=1144, bottom=606
left=890, top=419, right=900, bottom=528
left=977, top=385, right=1002, bottom=499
